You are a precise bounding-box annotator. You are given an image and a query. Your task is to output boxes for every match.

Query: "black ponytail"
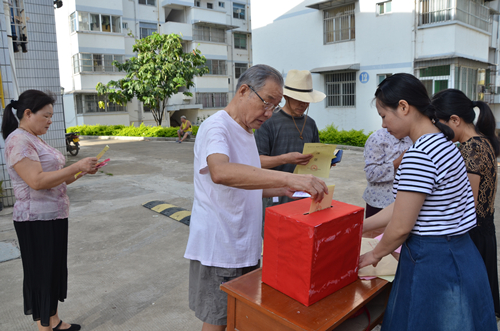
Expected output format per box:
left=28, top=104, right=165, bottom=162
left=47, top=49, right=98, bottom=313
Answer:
left=433, top=89, right=500, bottom=156
left=2, top=101, right=20, bottom=140
left=375, top=73, right=454, bottom=140
left=1, top=90, right=55, bottom=140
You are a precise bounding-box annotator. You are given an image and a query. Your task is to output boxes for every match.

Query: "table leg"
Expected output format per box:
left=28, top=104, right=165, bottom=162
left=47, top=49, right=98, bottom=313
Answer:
left=227, top=295, right=236, bottom=331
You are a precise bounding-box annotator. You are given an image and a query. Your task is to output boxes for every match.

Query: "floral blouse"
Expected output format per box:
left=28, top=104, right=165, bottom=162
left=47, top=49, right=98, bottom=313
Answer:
left=362, top=128, right=413, bottom=209
left=458, top=136, right=497, bottom=221
left=5, top=129, right=69, bottom=222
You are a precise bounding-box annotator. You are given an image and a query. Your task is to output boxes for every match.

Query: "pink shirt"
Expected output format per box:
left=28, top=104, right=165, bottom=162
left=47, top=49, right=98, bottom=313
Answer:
left=5, top=129, right=69, bottom=222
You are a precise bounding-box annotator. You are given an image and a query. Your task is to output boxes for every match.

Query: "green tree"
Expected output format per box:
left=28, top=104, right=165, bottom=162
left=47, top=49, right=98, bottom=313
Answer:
left=96, top=33, right=209, bottom=126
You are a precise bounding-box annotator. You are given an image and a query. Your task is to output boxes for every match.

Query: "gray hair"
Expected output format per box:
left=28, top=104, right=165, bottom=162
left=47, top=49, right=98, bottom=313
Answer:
left=236, top=64, right=284, bottom=92
left=181, top=115, right=186, bottom=119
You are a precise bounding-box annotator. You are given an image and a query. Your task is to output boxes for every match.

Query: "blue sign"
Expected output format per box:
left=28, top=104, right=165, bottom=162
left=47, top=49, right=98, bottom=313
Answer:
left=359, top=72, right=369, bottom=84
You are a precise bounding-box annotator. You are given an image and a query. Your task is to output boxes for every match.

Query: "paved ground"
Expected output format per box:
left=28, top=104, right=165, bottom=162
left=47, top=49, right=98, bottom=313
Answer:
left=0, top=138, right=499, bottom=330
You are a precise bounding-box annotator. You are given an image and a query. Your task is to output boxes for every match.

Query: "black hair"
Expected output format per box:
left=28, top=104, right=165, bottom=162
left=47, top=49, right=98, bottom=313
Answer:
left=432, top=89, right=500, bottom=156
left=375, top=73, right=454, bottom=140
left=2, top=89, right=56, bottom=140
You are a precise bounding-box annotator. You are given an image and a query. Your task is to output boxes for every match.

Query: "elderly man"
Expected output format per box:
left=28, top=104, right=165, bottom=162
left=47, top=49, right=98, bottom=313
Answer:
left=254, top=69, right=326, bottom=224
left=184, top=64, right=328, bottom=331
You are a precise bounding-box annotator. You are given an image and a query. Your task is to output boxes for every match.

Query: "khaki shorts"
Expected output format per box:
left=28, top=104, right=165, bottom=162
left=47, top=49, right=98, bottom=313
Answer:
left=188, top=260, right=260, bottom=325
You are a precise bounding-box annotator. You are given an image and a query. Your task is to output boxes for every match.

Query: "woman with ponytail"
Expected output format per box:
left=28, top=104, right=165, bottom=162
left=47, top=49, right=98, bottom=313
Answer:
left=432, top=88, right=500, bottom=317
left=3, top=90, right=98, bottom=331
left=359, top=74, right=496, bottom=330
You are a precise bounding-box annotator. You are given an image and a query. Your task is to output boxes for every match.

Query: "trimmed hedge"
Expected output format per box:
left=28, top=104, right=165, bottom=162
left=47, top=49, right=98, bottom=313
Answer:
left=319, top=125, right=372, bottom=147
left=67, top=123, right=370, bottom=147
left=66, top=123, right=199, bottom=138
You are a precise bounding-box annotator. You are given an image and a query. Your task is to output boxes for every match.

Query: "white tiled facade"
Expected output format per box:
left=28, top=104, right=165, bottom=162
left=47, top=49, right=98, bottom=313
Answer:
left=0, top=0, right=67, bottom=206
left=55, top=0, right=252, bottom=128
left=253, top=0, right=500, bottom=133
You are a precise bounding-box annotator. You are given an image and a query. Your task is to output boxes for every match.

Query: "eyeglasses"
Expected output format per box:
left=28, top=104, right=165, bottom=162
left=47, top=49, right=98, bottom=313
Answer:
left=248, top=85, right=281, bottom=113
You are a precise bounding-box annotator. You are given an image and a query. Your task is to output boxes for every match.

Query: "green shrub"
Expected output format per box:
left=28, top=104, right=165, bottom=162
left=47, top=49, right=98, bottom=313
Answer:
left=67, top=123, right=371, bottom=147
left=319, top=125, right=372, bottom=147
left=67, top=124, right=199, bottom=138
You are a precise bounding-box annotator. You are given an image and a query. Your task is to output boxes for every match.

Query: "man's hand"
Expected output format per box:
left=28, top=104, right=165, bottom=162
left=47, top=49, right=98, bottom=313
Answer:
left=285, top=152, right=314, bottom=165
left=285, top=173, right=328, bottom=202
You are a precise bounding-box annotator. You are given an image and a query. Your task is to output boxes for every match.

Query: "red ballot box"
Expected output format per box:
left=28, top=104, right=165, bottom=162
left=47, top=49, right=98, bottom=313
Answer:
left=262, top=198, right=364, bottom=306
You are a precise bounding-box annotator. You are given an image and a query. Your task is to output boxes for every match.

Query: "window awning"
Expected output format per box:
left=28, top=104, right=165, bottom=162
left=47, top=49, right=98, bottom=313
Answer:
left=307, top=0, right=356, bottom=10
left=310, top=63, right=360, bottom=73
left=192, top=20, right=239, bottom=30
left=414, top=55, right=493, bottom=68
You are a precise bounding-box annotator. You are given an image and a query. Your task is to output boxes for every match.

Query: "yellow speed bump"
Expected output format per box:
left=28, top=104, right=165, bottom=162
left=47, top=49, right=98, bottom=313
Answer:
left=142, top=200, right=191, bottom=225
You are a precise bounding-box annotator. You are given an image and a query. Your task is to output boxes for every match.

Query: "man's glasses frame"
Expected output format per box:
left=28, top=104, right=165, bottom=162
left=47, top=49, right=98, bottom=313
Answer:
left=248, top=85, right=281, bottom=113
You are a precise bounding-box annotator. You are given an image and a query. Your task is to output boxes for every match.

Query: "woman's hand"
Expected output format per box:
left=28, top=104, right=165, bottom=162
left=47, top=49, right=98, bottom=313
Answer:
left=77, top=157, right=98, bottom=173
left=359, top=251, right=382, bottom=269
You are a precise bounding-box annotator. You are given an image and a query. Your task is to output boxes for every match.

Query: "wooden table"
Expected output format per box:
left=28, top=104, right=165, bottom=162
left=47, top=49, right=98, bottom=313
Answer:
left=221, top=268, right=391, bottom=331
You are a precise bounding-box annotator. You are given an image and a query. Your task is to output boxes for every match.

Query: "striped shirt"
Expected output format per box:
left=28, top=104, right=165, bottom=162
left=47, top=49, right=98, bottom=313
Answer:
left=393, top=132, right=477, bottom=236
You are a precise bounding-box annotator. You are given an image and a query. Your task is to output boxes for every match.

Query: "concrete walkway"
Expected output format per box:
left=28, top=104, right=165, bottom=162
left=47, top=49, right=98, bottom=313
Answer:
left=0, top=138, right=499, bottom=330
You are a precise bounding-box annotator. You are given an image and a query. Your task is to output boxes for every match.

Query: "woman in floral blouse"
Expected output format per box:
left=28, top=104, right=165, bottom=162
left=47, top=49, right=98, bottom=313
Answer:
left=362, top=128, right=412, bottom=237
left=2, top=90, right=98, bottom=331
left=433, top=88, right=500, bottom=317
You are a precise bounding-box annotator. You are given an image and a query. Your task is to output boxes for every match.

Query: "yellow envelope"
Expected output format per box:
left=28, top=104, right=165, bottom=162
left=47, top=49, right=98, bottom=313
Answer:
left=309, top=185, right=335, bottom=214
left=294, top=143, right=336, bottom=178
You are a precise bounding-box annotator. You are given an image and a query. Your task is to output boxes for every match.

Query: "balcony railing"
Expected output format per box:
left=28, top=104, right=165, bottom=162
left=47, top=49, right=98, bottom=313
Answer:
left=419, top=0, right=491, bottom=32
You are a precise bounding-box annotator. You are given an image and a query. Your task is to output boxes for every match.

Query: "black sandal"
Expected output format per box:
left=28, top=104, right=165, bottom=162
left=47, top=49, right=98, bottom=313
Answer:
left=53, top=320, right=81, bottom=331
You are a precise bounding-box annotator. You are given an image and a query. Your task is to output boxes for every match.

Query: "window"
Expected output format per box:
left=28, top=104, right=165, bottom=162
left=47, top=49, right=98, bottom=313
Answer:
left=234, top=33, right=246, bottom=49
left=207, top=3, right=213, bottom=9
left=78, top=12, right=89, bottom=30
left=206, top=60, right=227, bottom=75
left=140, top=22, right=157, bottom=39
left=90, top=14, right=100, bottom=31
left=93, top=54, right=103, bottom=71
left=71, top=12, right=122, bottom=33
left=235, top=63, right=247, bottom=79
left=139, top=0, right=156, bottom=5
left=80, top=53, right=92, bottom=72
left=455, top=66, right=478, bottom=100
left=419, top=0, right=490, bottom=31
left=72, top=54, right=79, bottom=73
left=195, top=1, right=200, bottom=7
left=196, top=93, right=228, bottom=108
left=325, top=72, right=356, bottom=107
left=377, top=1, right=392, bottom=15
left=193, top=25, right=225, bottom=43
left=324, top=4, right=355, bottom=44
left=101, top=15, right=111, bottom=32
left=377, top=73, right=392, bottom=84
left=9, top=0, right=28, bottom=52
left=76, top=94, right=127, bottom=114
left=72, top=53, right=124, bottom=73
left=112, top=16, right=121, bottom=33
left=69, top=12, right=77, bottom=33
left=219, top=2, right=225, bottom=8
left=419, top=65, right=450, bottom=96
left=233, top=3, right=245, bottom=19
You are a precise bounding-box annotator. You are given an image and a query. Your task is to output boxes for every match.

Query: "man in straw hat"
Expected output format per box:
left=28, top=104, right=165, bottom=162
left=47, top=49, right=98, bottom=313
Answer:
left=184, top=64, right=328, bottom=331
left=255, top=69, right=326, bottom=212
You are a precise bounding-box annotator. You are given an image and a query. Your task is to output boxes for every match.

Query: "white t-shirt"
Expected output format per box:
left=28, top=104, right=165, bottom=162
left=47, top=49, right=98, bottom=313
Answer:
left=393, top=132, right=476, bottom=236
left=184, top=110, right=263, bottom=268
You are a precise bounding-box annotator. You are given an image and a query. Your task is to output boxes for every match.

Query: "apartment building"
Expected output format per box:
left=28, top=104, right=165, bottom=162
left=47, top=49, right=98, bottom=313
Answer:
left=0, top=0, right=67, bottom=206
left=253, top=0, right=500, bottom=134
left=55, top=0, right=252, bottom=128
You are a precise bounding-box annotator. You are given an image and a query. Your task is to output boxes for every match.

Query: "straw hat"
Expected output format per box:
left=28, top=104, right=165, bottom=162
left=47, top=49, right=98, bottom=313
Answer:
left=283, top=70, right=326, bottom=103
